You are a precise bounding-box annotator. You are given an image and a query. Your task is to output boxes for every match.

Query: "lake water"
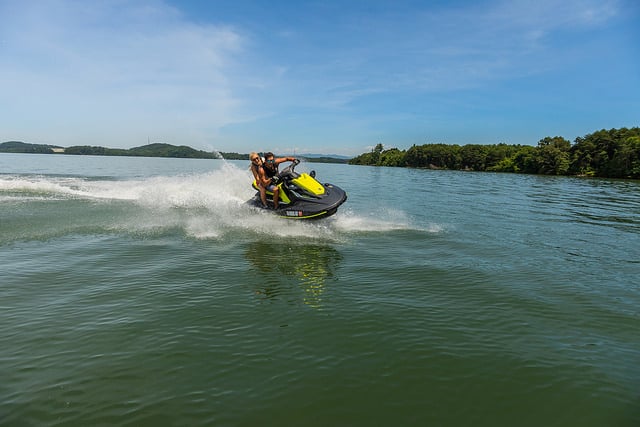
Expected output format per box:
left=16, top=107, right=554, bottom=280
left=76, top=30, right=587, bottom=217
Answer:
left=1, top=153, right=639, bottom=426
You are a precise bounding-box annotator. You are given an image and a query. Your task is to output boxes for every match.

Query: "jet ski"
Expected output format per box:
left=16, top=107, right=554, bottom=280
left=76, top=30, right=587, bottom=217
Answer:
left=248, top=159, right=347, bottom=219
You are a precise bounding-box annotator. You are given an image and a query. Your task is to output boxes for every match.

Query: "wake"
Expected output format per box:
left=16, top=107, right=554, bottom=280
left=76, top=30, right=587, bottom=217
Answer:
left=0, top=162, right=440, bottom=240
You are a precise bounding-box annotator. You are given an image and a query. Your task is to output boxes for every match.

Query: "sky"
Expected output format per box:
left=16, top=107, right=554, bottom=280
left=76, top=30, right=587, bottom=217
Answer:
left=0, top=0, right=638, bottom=156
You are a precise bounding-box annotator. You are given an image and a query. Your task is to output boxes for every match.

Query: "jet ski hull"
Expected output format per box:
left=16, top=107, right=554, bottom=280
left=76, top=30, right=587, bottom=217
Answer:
left=248, top=183, right=347, bottom=220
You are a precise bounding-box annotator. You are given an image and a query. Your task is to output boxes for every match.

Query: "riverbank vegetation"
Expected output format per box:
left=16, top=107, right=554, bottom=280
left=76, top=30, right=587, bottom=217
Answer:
left=0, top=141, right=221, bottom=158
left=349, top=127, right=640, bottom=179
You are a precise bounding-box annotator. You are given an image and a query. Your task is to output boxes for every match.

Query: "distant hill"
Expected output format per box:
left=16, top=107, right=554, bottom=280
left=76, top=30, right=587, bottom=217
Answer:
left=299, top=153, right=351, bottom=160
left=299, top=155, right=348, bottom=164
left=0, top=141, right=63, bottom=154
left=126, top=143, right=219, bottom=159
left=63, top=143, right=220, bottom=158
left=219, top=152, right=348, bottom=163
left=1, top=142, right=351, bottom=163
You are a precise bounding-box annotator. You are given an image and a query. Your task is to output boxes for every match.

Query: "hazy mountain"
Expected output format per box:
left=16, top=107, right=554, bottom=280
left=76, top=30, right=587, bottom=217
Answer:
left=298, top=153, right=351, bottom=160
left=1, top=142, right=351, bottom=162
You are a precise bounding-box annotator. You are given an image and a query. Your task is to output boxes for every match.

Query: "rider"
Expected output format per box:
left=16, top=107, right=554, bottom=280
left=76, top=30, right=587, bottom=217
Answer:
left=249, top=152, right=269, bottom=208
left=261, top=152, right=296, bottom=209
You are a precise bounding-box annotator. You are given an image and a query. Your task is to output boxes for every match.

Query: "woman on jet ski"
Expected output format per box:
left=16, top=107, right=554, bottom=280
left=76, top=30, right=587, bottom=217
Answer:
left=261, top=152, right=296, bottom=209
left=249, top=152, right=269, bottom=208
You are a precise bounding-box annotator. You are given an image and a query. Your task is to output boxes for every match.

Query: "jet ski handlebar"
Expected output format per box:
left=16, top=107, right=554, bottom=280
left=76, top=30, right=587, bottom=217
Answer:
left=277, top=158, right=301, bottom=179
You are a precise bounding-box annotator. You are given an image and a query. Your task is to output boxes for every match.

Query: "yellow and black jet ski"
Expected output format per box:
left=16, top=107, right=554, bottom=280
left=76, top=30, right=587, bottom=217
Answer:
left=248, top=159, right=347, bottom=219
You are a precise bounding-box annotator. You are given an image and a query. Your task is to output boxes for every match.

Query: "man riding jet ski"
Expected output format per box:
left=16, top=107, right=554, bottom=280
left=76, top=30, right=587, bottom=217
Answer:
left=248, top=154, right=347, bottom=220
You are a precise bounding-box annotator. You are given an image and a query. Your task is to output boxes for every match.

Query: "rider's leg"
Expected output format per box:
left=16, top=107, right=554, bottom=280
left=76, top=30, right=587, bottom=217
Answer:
left=259, top=186, right=267, bottom=207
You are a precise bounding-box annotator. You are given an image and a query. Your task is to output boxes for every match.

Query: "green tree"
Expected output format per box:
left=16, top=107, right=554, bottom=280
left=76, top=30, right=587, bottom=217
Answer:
left=459, top=144, right=488, bottom=171
left=512, top=146, right=538, bottom=174
left=404, top=144, right=426, bottom=168
left=372, top=143, right=384, bottom=165
left=485, top=143, right=517, bottom=169
left=379, top=148, right=405, bottom=166
left=535, top=136, right=571, bottom=175
left=626, top=135, right=640, bottom=177
left=569, top=127, right=640, bottom=177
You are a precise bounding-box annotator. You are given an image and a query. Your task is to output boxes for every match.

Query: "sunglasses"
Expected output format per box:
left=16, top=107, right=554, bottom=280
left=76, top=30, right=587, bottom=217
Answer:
left=266, top=159, right=275, bottom=163
left=251, top=157, right=260, bottom=162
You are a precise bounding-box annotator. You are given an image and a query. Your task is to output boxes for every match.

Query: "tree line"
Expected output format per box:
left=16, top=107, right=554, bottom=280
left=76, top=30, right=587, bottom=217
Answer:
left=64, top=143, right=222, bottom=158
left=1, top=141, right=348, bottom=163
left=0, top=141, right=62, bottom=153
left=348, top=127, right=640, bottom=179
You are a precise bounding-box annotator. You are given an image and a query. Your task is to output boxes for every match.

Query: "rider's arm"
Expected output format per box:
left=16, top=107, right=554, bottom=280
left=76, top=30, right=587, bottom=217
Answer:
left=251, top=165, right=267, bottom=187
left=276, top=156, right=295, bottom=165
left=256, top=167, right=271, bottom=187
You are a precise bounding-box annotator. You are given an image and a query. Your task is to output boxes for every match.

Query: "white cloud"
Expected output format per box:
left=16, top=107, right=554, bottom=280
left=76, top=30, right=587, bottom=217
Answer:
left=0, top=0, right=248, bottom=147
left=285, top=0, right=622, bottom=100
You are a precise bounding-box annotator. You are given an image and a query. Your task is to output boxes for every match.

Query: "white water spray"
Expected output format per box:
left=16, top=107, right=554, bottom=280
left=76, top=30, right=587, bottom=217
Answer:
left=0, top=161, right=437, bottom=240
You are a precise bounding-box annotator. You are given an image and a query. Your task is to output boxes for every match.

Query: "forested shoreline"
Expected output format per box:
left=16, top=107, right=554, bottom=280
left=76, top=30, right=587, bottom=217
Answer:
left=0, top=142, right=347, bottom=163
left=349, top=127, right=640, bottom=179
left=3, top=127, right=639, bottom=177
left=0, top=142, right=224, bottom=158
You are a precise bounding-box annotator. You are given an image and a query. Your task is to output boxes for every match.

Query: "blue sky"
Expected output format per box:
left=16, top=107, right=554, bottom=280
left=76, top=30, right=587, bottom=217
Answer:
left=1, top=0, right=638, bottom=156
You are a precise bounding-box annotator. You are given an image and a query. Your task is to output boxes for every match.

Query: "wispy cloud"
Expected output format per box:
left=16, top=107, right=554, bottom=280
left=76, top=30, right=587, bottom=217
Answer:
left=270, top=0, right=622, bottom=104
left=0, top=0, right=247, bottom=147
